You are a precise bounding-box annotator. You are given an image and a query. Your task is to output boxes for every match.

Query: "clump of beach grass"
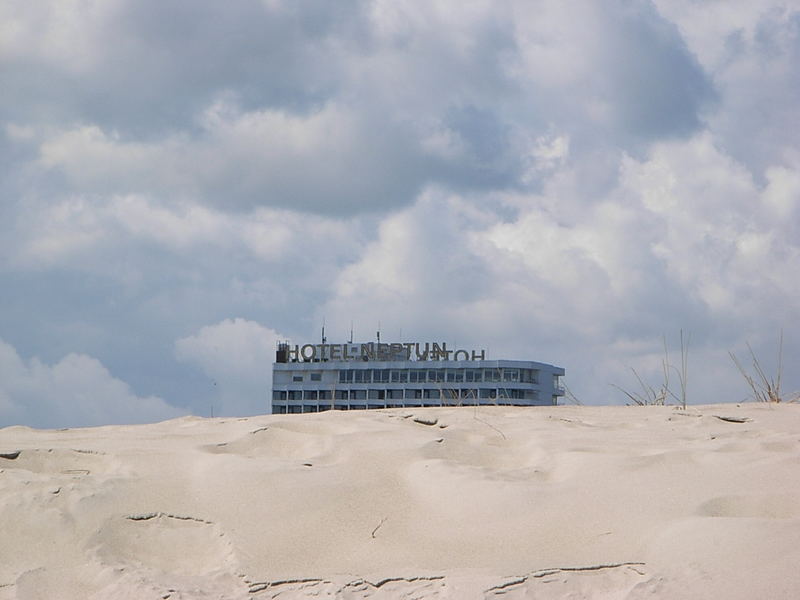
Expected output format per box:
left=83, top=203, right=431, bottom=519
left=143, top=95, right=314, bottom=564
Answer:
left=612, top=331, right=690, bottom=409
left=729, top=331, right=787, bottom=403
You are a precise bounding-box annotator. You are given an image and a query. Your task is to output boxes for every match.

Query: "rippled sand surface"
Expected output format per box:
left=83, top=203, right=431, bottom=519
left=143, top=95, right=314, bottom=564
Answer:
left=1, top=403, right=799, bottom=599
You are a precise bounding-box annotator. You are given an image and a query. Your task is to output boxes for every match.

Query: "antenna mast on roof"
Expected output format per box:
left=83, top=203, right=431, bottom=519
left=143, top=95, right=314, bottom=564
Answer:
left=349, top=321, right=354, bottom=344
left=377, top=321, right=381, bottom=343
left=321, top=317, right=326, bottom=344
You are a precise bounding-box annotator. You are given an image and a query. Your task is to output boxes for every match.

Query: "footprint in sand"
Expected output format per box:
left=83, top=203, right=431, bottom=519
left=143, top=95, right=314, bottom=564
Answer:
left=0, top=448, right=114, bottom=477
left=92, top=513, right=238, bottom=577
left=697, top=494, right=800, bottom=519
left=201, top=425, right=334, bottom=463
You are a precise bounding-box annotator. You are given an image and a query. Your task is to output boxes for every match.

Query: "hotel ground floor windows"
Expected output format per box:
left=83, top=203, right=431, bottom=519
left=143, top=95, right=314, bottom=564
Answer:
left=275, top=386, right=538, bottom=407
left=275, top=391, right=543, bottom=412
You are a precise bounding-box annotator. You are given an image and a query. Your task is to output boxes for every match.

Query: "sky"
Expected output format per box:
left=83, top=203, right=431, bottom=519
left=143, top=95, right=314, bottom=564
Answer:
left=1, top=0, right=799, bottom=428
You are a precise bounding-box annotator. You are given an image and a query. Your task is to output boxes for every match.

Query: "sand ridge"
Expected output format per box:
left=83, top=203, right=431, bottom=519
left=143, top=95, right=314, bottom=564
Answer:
left=1, top=403, right=799, bottom=598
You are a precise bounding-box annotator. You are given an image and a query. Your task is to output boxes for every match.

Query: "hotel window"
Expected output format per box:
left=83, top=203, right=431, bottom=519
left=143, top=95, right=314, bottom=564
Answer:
left=429, top=369, right=444, bottom=382
left=354, top=370, right=369, bottom=383
left=460, top=389, right=477, bottom=401
left=293, top=375, right=304, bottom=382
left=304, top=390, right=318, bottom=401
left=442, top=389, right=460, bottom=403
left=388, top=389, right=404, bottom=400
left=479, top=388, right=496, bottom=399
left=339, top=370, right=354, bottom=383
left=447, top=369, right=464, bottom=382
left=485, top=369, right=501, bottom=382
left=272, top=390, right=287, bottom=401
left=406, top=389, right=422, bottom=399
left=335, top=390, right=349, bottom=400
left=318, top=390, right=332, bottom=400
left=503, top=369, right=519, bottom=382
left=288, top=390, right=302, bottom=400
left=310, top=373, right=322, bottom=382
left=466, top=369, right=482, bottom=382
left=368, top=389, right=385, bottom=400
left=423, top=389, right=440, bottom=399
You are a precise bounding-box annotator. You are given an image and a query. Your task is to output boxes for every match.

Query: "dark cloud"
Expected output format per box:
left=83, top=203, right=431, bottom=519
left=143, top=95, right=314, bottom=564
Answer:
left=3, top=0, right=717, bottom=215
left=0, top=1, right=369, bottom=133
left=602, top=0, right=716, bottom=140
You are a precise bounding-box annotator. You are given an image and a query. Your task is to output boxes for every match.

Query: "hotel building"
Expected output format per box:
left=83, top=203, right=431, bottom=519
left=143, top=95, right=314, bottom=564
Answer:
left=271, top=340, right=565, bottom=414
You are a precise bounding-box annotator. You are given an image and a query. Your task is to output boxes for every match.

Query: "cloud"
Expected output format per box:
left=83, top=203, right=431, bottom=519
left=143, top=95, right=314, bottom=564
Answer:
left=6, top=193, right=359, bottom=270
left=653, top=1, right=800, bottom=173
left=7, top=0, right=716, bottom=215
left=175, top=319, right=286, bottom=416
left=34, top=102, right=430, bottom=214
left=0, top=338, right=184, bottom=429
left=321, top=131, right=800, bottom=405
left=0, top=0, right=363, bottom=131
left=0, top=194, right=360, bottom=423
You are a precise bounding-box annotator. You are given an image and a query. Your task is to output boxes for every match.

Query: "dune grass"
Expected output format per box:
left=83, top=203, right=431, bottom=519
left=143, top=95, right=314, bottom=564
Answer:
left=729, top=332, right=786, bottom=403
left=612, top=331, right=690, bottom=409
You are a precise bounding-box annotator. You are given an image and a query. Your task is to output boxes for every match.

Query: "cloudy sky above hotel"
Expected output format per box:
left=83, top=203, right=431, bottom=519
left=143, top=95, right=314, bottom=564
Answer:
left=1, top=0, right=798, bottom=427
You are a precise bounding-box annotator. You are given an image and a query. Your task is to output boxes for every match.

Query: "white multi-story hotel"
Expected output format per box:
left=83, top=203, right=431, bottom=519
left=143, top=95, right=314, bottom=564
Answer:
left=271, top=340, right=565, bottom=414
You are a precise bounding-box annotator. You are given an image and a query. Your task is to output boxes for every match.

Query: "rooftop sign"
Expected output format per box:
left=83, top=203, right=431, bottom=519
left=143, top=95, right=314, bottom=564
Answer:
left=278, top=342, right=486, bottom=363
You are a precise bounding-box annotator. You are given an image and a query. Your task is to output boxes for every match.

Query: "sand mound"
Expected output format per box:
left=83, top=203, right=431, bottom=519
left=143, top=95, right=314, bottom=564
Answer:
left=2, top=403, right=800, bottom=599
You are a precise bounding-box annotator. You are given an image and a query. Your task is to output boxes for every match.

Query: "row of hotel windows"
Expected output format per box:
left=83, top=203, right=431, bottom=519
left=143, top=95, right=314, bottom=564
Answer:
left=273, top=398, right=548, bottom=414
left=288, top=368, right=540, bottom=384
left=273, top=388, right=540, bottom=402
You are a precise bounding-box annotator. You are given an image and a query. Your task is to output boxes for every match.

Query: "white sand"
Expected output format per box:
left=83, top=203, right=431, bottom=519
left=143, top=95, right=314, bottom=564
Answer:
left=1, top=403, right=799, bottom=599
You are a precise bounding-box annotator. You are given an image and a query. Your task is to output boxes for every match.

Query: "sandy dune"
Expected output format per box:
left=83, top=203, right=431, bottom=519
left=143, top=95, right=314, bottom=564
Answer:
left=1, top=403, right=799, bottom=599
